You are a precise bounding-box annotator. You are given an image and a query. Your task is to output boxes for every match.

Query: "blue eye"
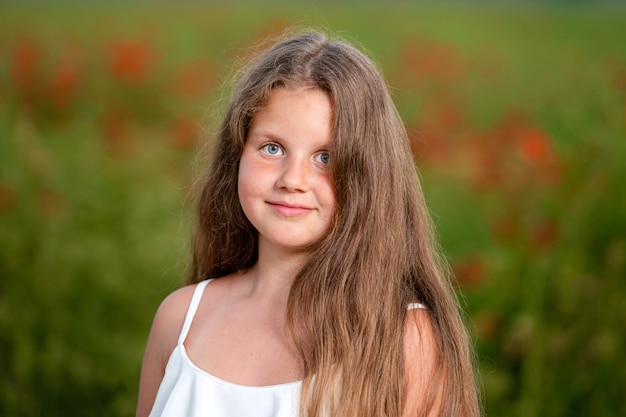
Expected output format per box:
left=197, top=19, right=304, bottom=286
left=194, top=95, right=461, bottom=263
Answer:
left=315, top=152, right=330, bottom=165
left=262, top=143, right=283, bottom=156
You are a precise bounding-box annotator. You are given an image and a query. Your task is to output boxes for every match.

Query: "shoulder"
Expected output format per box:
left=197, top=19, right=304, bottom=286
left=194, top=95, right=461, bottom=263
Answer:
left=156, top=283, right=198, bottom=322
left=141, top=282, right=204, bottom=378
left=150, top=284, right=199, bottom=358
left=136, top=283, right=200, bottom=417
left=403, top=307, right=439, bottom=366
left=403, top=308, right=444, bottom=416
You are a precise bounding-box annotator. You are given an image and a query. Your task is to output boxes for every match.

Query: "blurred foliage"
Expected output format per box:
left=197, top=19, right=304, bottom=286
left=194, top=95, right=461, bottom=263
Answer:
left=1, top=2, right=625, bottom=416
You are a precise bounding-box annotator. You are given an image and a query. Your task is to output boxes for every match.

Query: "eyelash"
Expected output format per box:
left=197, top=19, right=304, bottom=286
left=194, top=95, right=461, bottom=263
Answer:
left=261, top=143, right=283, bottom=156
left=260, top=142, right=330, bottom=165
left=315, top=152, right=330, bottom=165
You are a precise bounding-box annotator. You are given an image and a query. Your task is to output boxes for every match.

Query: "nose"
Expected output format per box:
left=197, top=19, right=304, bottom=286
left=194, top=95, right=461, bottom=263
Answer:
left=276, top=156, right=310, bottom=192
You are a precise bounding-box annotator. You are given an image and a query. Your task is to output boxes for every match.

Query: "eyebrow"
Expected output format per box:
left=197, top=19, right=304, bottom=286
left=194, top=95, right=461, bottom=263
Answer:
left=247, top=130, right=284, bottom=142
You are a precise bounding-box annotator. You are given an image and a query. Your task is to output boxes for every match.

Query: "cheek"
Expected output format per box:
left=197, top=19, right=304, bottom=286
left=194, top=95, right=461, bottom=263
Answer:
left=237, top=154, right=271, bottom=217
left=326, top=191, right=336, bottom=214
left=320, top=178, right=337, bottom=217
left=238, top=157, right=267, bottom=195
left=237, top=157, right=253, bottom=209
left=238, top=167, right=254, bottom=204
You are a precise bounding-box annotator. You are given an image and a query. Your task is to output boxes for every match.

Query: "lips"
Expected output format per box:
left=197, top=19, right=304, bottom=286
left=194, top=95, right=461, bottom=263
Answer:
left=267, top=201, right=314, bottom=216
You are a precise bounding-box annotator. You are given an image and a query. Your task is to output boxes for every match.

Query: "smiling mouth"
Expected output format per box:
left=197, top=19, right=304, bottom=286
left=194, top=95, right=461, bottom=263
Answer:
left=267, top=202, right=314, bottom=216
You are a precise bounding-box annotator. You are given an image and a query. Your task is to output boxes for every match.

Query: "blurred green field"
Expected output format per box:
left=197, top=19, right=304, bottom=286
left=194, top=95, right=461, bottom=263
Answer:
left=1, top=2, right=625, bottom=416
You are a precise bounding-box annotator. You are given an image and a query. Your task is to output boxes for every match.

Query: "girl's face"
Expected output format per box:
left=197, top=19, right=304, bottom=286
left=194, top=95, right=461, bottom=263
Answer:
left=238, top=87, right=336, bottom=254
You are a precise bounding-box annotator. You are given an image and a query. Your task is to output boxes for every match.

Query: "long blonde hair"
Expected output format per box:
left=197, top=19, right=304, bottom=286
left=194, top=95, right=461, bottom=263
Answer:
left=189, top=30, right=480, bottom=417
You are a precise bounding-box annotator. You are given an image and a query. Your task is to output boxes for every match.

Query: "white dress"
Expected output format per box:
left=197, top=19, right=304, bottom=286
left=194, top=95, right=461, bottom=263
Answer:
left=148, top=279, right=425, bottom=416
left=148, top=279, right=302, bottom=417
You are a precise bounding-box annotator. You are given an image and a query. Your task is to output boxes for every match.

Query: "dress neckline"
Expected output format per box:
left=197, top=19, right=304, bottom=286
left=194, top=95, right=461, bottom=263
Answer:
left=177, top=344, right=303, bottom=389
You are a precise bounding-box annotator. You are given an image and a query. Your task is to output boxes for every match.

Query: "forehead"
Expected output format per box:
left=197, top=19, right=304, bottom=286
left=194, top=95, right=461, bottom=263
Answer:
left=262, top=86, right=331, bottom=111
left=248, top=87, right=333, bottom=144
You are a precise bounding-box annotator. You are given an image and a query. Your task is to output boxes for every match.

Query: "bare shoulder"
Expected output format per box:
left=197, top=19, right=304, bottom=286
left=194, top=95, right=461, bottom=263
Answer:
left=136, top=283, right=199, bottom=417
left=403, top=308, right=443, bottom=416
left=155, top=284, right=198, bottom=327
left=150, top=284, right=199, bottom=356
left=404, top=307, right=438, bottom=355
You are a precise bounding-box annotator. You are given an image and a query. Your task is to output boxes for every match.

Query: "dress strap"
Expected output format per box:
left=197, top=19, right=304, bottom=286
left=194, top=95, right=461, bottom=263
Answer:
left=178, top=279, right=212, bottom=345
left=407, top=302, right=426, bottom=310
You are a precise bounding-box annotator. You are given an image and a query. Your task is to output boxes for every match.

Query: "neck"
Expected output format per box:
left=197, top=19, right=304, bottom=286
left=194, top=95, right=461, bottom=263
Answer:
left=241, top=239, right=310, bottom=306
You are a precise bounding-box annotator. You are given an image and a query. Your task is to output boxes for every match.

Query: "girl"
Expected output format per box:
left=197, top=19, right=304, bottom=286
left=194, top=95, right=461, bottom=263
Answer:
left=137, top=30, right=480, bottom=417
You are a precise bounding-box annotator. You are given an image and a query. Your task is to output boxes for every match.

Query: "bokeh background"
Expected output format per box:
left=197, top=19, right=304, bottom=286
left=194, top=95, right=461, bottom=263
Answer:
left=1, top=1, right=624, bottom=416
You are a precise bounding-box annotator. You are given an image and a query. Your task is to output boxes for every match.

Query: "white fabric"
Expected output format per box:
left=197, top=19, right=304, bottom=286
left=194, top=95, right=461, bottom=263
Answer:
left=148, top=279, right=426, bottom=417
left=148, top=279, right=302, bottom=417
